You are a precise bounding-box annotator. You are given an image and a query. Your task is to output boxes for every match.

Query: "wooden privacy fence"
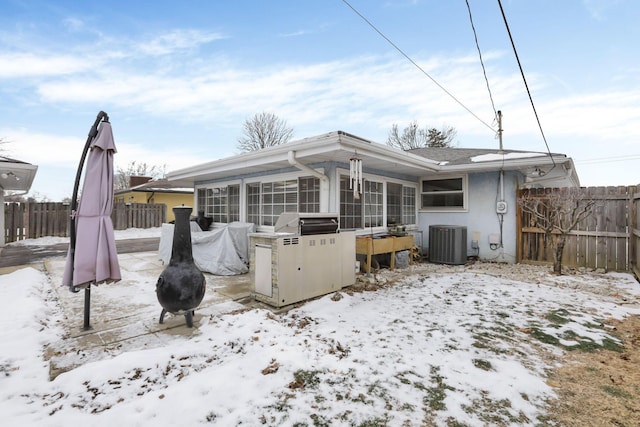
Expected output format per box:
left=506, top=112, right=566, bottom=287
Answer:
left=517, top=186, right=637, bottom=273
left=4, top=202, right=166, bottom=243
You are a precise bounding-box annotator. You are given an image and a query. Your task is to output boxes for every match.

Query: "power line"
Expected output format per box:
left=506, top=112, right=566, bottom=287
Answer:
left=465, top=0, right=498, bottom=123
left=496, top=0, right=555, bottom=168
left=575, top=154, right=640, bottom=165
left=341, top=0, right=496, bottom=134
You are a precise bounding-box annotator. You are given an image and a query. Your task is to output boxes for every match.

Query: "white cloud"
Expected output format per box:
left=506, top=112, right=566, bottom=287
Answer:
left=583, top=0, right=622, bottom=20
left=136, top=29, right=227, bottom=56
left=0, top=53, right=91, bottom=78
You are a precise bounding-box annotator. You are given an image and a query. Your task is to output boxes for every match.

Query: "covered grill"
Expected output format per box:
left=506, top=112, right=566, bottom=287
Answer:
left=274, top=212, right=339, bottom=235
left=250, top=212, right=355, bottom=307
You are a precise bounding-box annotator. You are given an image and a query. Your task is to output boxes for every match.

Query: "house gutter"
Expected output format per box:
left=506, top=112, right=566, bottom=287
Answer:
left=287, top=150, right=330, bottom=211
left=287, top=150, right=329, bottom=182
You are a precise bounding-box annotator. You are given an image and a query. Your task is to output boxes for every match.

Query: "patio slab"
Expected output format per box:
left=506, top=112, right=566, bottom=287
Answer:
left=42, top=251, right=255, bottom=379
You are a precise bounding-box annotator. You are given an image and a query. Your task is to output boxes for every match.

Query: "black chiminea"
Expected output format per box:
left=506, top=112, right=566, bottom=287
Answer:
left=156, top=206, right=206, bottom=327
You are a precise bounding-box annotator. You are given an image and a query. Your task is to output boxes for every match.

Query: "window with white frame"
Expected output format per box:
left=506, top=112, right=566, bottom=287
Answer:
left=402, top=186, right=416, bottom=224
left=340, top=175, right=412, bottom=230
left=420, top=176, right=466, bottom=209
left=387, top=182, right=417, bottom=226
left=196, top=184, right=240, bottom=223
left=261, top=180, right=298, bottom=226
left=298, top=177, right=320, bottom=213
left=246, top=183, right=260, bottom=225
left=339, top=177, right=362, bottom=229
left=364, top=180, right=383, bottom=227
left=228, top=185, right=240, bottom=222
left=245, top=176, right=320, bottom=226
left=387, top=182, right=402, bottom=225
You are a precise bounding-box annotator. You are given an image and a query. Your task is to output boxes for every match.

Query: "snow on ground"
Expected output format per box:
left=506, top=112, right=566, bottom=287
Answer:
left=1, top=231, right=639, bottom=426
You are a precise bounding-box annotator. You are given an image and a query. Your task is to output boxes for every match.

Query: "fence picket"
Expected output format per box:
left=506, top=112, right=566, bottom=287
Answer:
left=3, top=202, right=166, bottom=243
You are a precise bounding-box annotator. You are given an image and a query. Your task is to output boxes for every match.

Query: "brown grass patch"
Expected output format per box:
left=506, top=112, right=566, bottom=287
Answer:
left=544, top=314, right=640, bottom=426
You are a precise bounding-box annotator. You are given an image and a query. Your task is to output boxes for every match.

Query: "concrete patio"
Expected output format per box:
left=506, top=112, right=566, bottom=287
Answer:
left=36, top=251, right=255, bottom=379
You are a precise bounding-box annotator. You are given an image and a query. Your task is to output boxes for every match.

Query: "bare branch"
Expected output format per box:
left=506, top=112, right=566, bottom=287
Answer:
left=386, top=121, right=457, bottom=150
left=237, top=112, right=294, bottom=152
left=519, top=188, right=595, bottom=274
left=114, top=161, right=167, bottom=190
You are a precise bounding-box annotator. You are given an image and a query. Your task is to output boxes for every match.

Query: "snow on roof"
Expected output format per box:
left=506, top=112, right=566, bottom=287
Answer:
left=470, top=152, right=546, bottom=163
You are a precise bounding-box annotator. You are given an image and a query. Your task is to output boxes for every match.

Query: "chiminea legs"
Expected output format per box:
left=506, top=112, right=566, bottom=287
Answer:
left=158, top=308, right=196, bottom=328
left=184, top=311, right=194, bottom=328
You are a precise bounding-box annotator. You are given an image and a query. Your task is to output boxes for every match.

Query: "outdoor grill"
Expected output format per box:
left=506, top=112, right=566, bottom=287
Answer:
left=274, top=212, right=340, bottom=235
left=250, top=212, right=355, bottom=307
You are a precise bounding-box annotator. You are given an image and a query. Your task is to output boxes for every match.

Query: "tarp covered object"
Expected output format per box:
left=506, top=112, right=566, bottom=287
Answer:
left=159, top=222, right=255, bottom=276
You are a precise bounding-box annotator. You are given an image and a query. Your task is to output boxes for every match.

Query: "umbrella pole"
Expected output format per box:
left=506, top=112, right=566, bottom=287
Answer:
left=70, top=111, right=109, bottom=331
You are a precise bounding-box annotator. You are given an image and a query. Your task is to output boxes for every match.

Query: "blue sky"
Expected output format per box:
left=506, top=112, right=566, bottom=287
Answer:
left=1, top=0, right=638, bottom=201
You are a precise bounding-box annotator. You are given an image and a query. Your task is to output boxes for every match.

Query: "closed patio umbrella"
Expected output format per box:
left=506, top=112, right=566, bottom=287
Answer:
left=62, top=111, right=121, bottom=330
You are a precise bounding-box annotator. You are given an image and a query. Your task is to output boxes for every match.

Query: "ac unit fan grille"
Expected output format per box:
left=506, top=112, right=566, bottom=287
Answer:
left=428, top=225, right=467, bottom=265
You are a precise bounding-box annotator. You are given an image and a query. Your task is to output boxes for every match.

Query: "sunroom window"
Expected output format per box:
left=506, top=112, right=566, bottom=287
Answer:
left=340, top=176, right=415, bottom=230
left=387, top=182, right=417, bottom=226
left=245, top=176, right=320, bottom=226
left=196, top=184, right=240, bottom=223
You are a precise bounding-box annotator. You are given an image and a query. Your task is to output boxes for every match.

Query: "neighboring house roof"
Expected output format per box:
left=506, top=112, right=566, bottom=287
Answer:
left=167, top=131, right=579, bottom=188
left=115, top=179, right=194, bottom=195
left=0, top=156, right=38, bottom=193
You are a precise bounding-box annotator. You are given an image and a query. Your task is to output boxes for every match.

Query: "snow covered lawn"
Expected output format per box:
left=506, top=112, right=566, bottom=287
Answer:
left=1, top=261, right=639, bottom=426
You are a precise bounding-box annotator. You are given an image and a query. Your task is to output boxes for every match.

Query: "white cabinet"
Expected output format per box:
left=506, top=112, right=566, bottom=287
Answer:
left=250, top=232, right=355, bottom=307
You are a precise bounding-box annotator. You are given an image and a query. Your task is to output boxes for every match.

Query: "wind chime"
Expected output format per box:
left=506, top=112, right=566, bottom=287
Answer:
left=349, top=156, right=363, bottom=199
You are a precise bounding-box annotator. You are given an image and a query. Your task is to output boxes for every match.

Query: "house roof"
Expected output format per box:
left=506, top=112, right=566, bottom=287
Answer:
left=406, top=147, right=579, bottom=187
left=0, top=156, right=38, bottom=193
left=167, top=131, right=579, bottom=188
left=114, top=178, right=193, bottom=195
left=406, top=147, right=564, bottom=165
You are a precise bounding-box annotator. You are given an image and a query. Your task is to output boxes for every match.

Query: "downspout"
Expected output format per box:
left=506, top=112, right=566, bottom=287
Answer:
left=288, top=150, right=330, bottom=212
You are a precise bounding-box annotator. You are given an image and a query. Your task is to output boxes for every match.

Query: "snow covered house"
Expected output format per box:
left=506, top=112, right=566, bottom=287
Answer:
left=167, top=131, right=579, bottom=263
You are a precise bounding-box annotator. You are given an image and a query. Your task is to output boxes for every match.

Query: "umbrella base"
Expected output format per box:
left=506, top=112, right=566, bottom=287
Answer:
left=159, top=308, right=196, bottom=328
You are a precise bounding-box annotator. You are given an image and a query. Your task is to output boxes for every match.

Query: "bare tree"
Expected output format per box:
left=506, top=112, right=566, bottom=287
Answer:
left=237, top=112, right=294, bottom=152
left=387, top=121, right=457, bottom=150
left=115, top=161, right=166, bottom=191
left=519, top=188, right=595, bottom=274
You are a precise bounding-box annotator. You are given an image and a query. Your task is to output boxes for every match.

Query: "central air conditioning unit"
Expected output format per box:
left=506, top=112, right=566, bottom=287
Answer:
left=428, top=225, right=467, bottom=265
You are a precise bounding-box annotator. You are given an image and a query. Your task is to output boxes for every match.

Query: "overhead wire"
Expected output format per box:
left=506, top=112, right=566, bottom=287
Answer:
left=341, top=0, right=496, bottom=135
left=496, top=0, right=556, bottom=168
left=575, top=154, right=640, bottom=165
left=464, top=0, right=498, bottom=123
